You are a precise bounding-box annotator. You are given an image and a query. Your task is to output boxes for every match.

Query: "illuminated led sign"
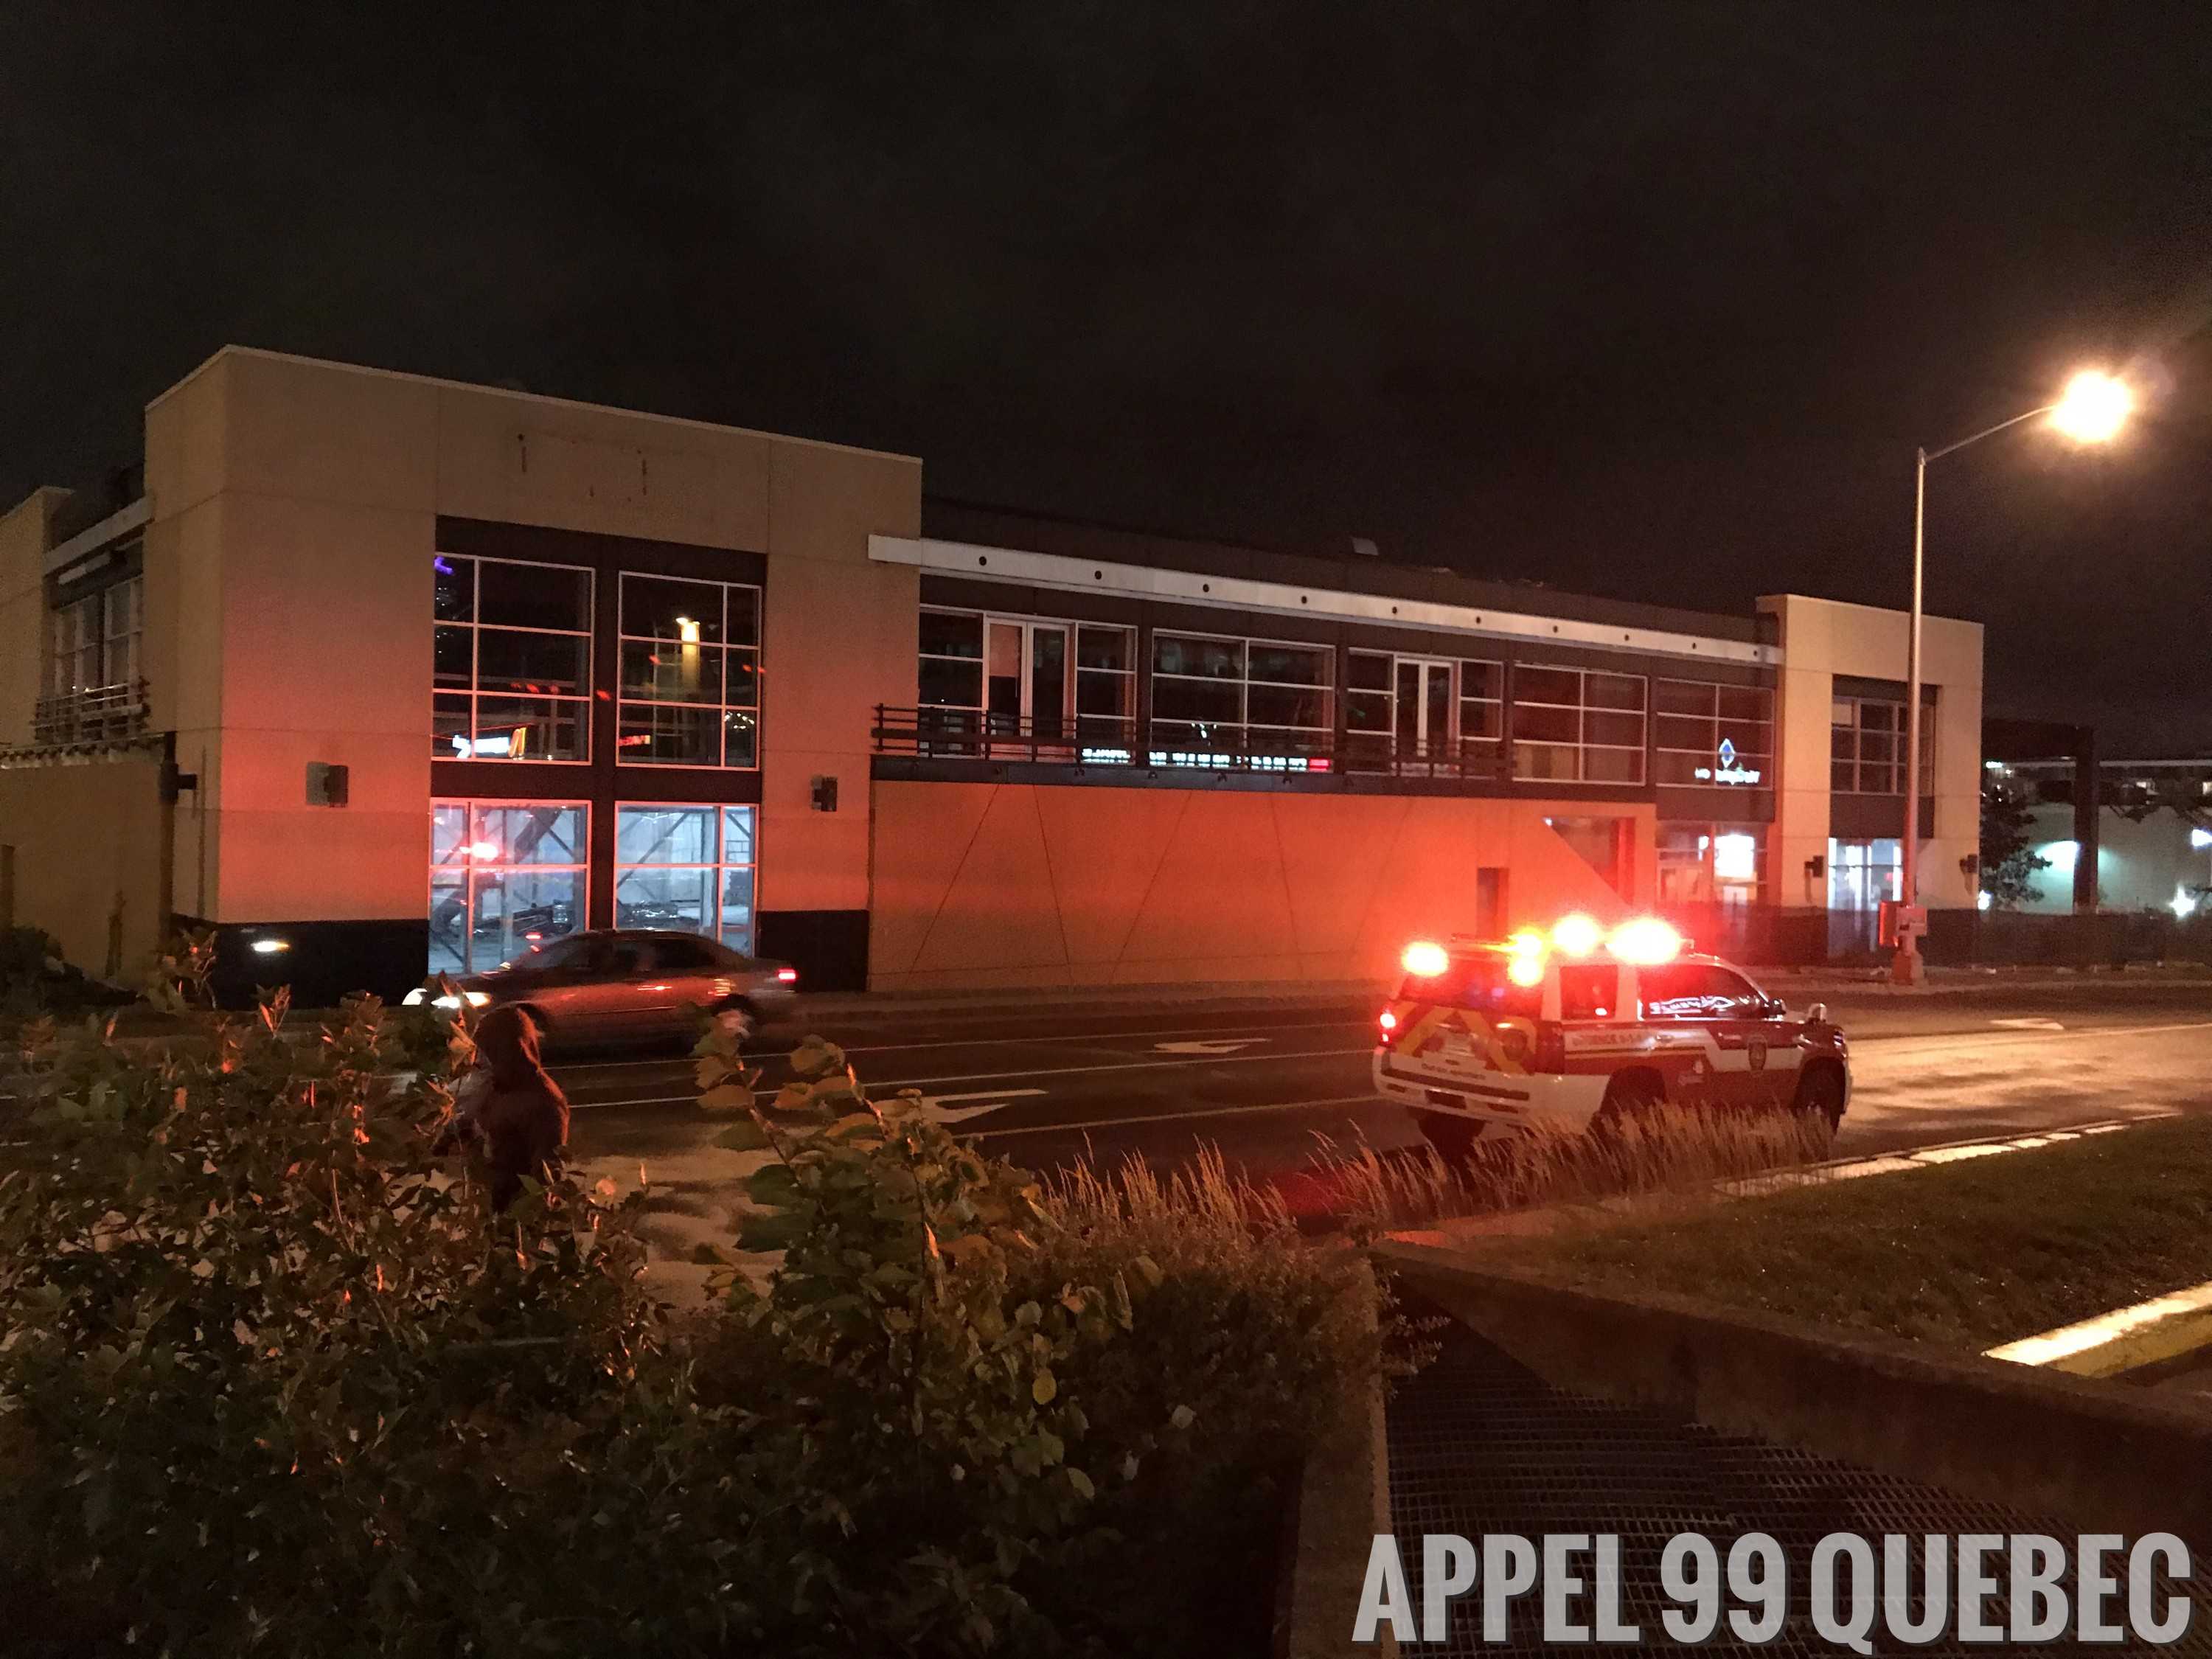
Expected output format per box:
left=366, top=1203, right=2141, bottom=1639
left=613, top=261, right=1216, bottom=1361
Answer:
left=1693, top=737, right=1761, bottom=787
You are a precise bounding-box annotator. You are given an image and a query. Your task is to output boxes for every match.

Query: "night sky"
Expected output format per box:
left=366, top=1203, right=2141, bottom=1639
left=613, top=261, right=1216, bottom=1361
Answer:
left=5, top=4, right=2209, bottom=751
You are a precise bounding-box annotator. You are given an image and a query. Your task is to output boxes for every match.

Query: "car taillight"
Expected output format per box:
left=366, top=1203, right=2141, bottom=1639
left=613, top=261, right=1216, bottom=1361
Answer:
left=776, top=967, right=798, bottom=984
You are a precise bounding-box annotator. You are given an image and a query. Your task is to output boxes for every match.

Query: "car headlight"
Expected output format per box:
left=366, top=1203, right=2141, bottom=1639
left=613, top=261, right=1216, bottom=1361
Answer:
left=429, top=990, right=491, bottom=1010
left=403, top=987, right=427, bottom=1006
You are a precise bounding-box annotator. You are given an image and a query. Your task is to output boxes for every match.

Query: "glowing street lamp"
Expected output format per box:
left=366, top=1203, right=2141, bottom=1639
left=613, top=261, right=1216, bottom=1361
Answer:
left=1893, top=369, right=2132, bottom=984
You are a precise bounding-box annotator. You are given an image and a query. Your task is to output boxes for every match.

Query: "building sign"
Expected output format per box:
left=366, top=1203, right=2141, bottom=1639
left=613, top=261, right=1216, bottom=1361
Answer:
left=1694, top=737, right=1761, bottom=787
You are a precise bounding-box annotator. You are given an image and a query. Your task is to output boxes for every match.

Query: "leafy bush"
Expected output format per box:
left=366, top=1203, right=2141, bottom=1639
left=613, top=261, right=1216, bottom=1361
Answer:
left=0, top=1011, right=1402, bottom=1657
left=0, top=993, right=658, bottom=1656
left=681, top=1029, right=1401, bottom=1654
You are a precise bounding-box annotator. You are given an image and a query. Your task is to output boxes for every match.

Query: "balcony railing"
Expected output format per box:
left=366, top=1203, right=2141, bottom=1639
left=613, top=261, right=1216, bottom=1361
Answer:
left=30, top=680, right=150, bottom=747
left=872, top=706, right=1506, bottom=782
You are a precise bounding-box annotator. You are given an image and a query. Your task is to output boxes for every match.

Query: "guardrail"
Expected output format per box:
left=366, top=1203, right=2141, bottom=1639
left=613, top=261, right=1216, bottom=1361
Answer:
left=29, top=680, right=149, bottom=746
left=870, top=705, right=1506, bottom=782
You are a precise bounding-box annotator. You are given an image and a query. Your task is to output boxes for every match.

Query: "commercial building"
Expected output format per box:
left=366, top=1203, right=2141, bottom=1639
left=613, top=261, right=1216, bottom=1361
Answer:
left=1, top=349, right=1985, bottom=1001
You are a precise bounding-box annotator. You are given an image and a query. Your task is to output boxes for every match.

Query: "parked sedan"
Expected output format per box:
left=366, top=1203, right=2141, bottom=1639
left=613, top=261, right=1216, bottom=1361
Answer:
left=405, top=929, right=798, bottom=1046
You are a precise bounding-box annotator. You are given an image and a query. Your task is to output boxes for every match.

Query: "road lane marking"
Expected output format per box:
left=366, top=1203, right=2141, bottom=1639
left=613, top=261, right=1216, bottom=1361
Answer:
left=1854, top=1018, right=2212, bottom=1049
left=970, top=1093, right=1384, bottom=1138
left=919, top=1087, right=1046, bottom=1124
left=552, top=1013, right=2212, bottom=1080
left=546, top=1018, right=1368, bottom=1072
left=1991, top=1017, right=2066, bottom=1030
left=566, top=1046, right=1372, bottom=1111
left=1152, top=1038, right=1267, bottom=1055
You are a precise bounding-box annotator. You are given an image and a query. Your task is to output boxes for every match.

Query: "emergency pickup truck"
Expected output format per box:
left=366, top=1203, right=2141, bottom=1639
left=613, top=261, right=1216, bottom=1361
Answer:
left=1372, top=914, right=1850, bottom=1164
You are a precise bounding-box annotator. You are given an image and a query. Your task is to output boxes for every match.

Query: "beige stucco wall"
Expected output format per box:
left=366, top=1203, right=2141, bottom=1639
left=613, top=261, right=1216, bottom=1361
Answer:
left=0, top=489, right=70, bottom=748
left=138, top=346, right=920, bottom=925
left=1759, top=593, right=1984, bottom=912
left=0, top=753, right=167, bottom=976
left=869, top=781, right=1656, bottom=989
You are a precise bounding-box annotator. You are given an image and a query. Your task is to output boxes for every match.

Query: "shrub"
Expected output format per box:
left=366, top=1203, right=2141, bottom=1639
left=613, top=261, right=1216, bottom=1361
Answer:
left=0, top=1011, right=1403, bottom=1657
left=0, top=993, right=658, bottom=1656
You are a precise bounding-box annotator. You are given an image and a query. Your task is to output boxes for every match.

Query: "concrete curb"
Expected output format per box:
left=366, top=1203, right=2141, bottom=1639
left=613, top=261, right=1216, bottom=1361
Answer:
left=1376, top=1242, right=2212, bottom=1547
left=1281, top=1260, right=1394, bottom=1659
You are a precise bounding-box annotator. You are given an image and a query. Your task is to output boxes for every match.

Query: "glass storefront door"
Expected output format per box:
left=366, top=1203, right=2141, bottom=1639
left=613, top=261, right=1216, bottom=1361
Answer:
left=984, top=619, right=1071, bottom=748
left=1827, top=837, right=1902, bottom=957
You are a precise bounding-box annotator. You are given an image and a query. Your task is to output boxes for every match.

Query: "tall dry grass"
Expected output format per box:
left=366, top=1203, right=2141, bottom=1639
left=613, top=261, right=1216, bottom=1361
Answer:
left=1321, top=1104, right=1837, bottom=1236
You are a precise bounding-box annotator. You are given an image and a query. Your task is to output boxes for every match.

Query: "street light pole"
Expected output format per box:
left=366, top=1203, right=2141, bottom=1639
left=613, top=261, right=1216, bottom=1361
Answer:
left=1896, top=445, right=1930, bottom=984
left=1889, top=372, right=2131, bottom=986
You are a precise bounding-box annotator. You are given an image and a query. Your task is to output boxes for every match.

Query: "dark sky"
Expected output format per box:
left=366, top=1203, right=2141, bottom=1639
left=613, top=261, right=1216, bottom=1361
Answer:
left=5, top=3, right=2210, bottom=751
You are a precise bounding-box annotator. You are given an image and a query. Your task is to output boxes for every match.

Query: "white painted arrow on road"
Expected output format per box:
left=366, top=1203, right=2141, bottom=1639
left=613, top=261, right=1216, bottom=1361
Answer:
left=919, top=1087, right=1046, bottom=1124
left=1152, top=1038, right=1268, bottom=1056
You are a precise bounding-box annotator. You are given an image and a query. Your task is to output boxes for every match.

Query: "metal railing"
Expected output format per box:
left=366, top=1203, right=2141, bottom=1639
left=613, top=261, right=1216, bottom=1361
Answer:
left=872, top=706, right=1142, bottom=765
left=871, top=705, right=1506, bottom=782
left=29, top=680, right=150, bottom=747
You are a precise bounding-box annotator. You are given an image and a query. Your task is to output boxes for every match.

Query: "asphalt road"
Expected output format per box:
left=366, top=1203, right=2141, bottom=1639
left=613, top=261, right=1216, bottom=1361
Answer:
left=560, top=980, right=2212, bottom=1203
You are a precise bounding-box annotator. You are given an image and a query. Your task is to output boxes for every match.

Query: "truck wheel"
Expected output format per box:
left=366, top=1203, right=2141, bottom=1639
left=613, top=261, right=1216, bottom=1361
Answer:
left=1587, top=1074, right=1666, bottom=1144
left=1414, top=1111, right=1483, bottom=1168
left=1792, top=1064, right=1846, bottom=1133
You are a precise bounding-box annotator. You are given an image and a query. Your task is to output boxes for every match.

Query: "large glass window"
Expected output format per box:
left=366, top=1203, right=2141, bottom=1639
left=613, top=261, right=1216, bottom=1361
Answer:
left=429, top=801, right=588, bottom=975
left=102, top=577, right=142, bottom=690
left=434, top=554, right=593, bottom=762
left=617, top=574, right=760, bottom=768
left=919, top=608, right=986, bottom=712
left=1150, top=632, right=1332, bottom=762
left=613, top=804, right=758, bottom=950
left=1511, top=664, right=1646, bottom=784
left=44, top=574, right=142, bottom=695
left=1343, top=652, right=1501, bottom=771
left=913, top=608, right=1134, bottom=755
left=1654, top=680, right=1773, bottom=787
left=1832, top=695, right=1934, bottom=794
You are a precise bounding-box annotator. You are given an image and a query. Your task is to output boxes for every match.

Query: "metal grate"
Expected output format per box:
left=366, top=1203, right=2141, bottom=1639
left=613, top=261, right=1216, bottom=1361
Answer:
left=1387, top=1318, right=2212, bottom=1655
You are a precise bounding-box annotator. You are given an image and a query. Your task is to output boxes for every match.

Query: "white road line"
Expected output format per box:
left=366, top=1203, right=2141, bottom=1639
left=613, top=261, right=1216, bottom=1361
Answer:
left=970, top=1093, right=1385, bottom=1138
left=566, top=1045, right=1373, bottom=1111
left=1992, top=1017, right=2066, bottom=1030
left=554, top=1012, right=2212, bottom=1077
left=546, top=1018, right=1368, bottom=1073
left=565, top=1017, right=2212, bottom=1110
left=1853, top=1018, right=2212, bottom=1049
left=920, top=1088, right=1047, bottom=1124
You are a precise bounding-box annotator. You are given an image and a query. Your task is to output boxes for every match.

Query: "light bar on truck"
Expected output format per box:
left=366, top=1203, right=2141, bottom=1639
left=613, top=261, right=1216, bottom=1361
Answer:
left=1605, top=917, right=1685, bottom=964
left=1549, top=913, right=1604, bottom=957
left=1400, top=940, right=1450, bottom=978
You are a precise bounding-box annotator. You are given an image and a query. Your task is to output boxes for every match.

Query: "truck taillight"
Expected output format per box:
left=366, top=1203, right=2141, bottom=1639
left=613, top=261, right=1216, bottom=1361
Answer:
left=1377, top=1008, right=1399, bottom=1048
left=776, top=967, right=799, bottom=984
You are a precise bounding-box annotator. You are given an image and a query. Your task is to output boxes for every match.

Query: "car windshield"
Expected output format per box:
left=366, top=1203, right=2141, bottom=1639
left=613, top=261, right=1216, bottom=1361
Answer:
left=1397, top=953, right=1541, bottom=1020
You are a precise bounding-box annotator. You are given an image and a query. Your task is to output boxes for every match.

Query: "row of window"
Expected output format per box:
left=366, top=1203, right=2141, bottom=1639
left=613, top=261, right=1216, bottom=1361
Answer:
left=916, top=605, right=1789, bottom=788
left=434, top=554, right=760, bottom=768
left=431, top=799, right=757, bottom=974
left=44, top=574, right=143, bottom=696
